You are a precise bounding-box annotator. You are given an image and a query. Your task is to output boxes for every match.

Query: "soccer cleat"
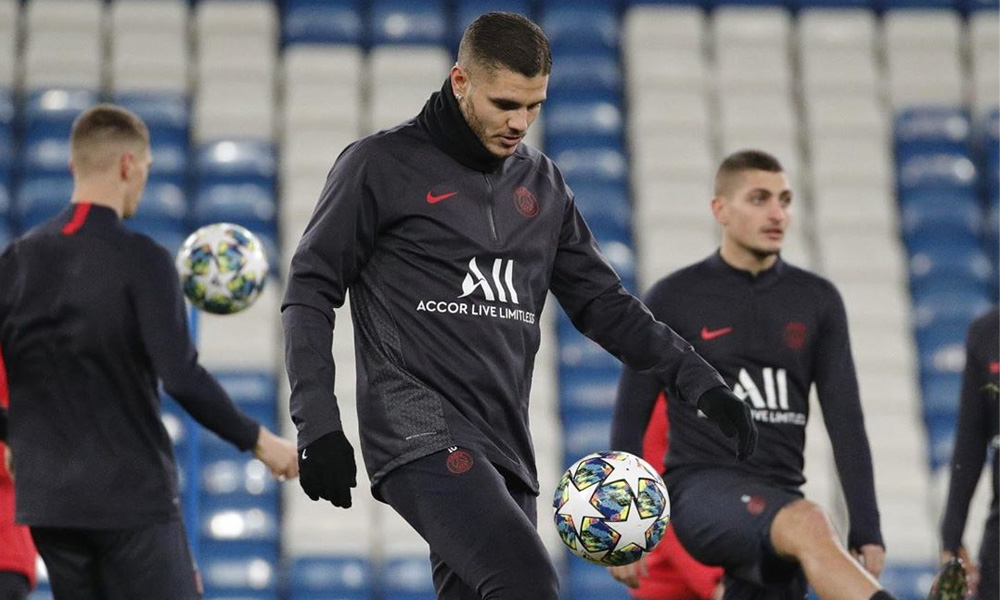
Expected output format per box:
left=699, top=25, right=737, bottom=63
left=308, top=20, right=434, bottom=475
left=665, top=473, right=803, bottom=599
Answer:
left=927, top=557, right=968, bottom=600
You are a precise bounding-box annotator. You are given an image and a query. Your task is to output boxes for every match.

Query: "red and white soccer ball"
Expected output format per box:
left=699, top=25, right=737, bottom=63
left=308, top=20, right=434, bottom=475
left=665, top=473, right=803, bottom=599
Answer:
left=553, top=450, right=671, bottom=566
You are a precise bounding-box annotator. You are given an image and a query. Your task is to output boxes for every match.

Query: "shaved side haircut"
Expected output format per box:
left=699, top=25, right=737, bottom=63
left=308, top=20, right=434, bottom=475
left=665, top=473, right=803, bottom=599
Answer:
left=457, top=11, right=552, bottom=79
left=70, top=104, right=149, bottom=176
left=714, top=150, right=784, bottom=197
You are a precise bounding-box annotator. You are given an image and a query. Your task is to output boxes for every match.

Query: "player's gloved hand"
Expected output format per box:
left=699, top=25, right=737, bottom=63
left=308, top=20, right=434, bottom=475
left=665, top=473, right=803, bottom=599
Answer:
left=299, top=430, right=357, bottom=509
left=697, top=385, right=758, bottom=461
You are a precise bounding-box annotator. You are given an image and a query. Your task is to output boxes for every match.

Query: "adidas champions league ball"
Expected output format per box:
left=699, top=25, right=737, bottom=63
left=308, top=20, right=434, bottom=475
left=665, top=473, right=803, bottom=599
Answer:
left=553, top=451, right=670, bottom=566
left=175, top=223, right=268, bottom=315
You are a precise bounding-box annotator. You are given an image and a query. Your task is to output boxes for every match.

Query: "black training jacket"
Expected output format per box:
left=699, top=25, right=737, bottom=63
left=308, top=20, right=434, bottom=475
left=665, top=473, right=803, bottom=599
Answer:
left=941, top=307, right=999, bottom=552
left=611, top=253, right=884, bottom=550
left=282, top=80, right=726, bottom=496
left=0, top=204, right=259, bottom=528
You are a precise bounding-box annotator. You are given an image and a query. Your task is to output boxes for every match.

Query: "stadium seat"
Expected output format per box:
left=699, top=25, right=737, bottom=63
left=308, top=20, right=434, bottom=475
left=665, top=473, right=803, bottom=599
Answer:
left=920, top=371, right=962, bottom=418
left=563, top=558, right=631, bottom=600
left=199, top=542, right=280, bottom=596
left=201, top=498, right=280, bottom=544
left=110, top=0, right=189, bottom=93
left=541, top=3, right=618, bottom=53
left=896, top=151, right=977, bottom=194
left=544, top=95, right=623, bottom=144
left=558, top=369, right=620, bottom=416
left=197, top=141, right=277, bottom=187
left=546, top=145, right=628, bottom=186
left=900, top=192, right=981, bottom=240
left=283, top=0, right=363, bottom=46
left=24, top=88, right=98, bottom=143
left=370, top=0, right=448, bottom=46
left=381, top=556, right=436, bottom=600
left=879, top=563, right=939, bottom=600
left=894, top=108, right=971, bottom=156
left=192, top=183, right=278, bottom=237
left=908, top=244, right=994, bottom=296
left=547, top=51, right=621, bottom=95
left=560, top=410, right=614, bottom=469
left=289, top=556, right=372, bottom=600
left=22, top=0, right=103, bottom=90
left=924, top=412, right=957, bottom=471
left=15, top=176, right=73, bottom=230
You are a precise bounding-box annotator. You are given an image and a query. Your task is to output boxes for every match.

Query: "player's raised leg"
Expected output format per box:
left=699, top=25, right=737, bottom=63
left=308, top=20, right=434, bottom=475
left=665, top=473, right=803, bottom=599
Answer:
left=769, top=500, right=892, bottom=600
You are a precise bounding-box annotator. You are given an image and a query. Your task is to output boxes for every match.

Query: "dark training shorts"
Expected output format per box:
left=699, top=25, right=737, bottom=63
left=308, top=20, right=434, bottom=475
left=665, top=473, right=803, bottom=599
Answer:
left=666, top=467, right=807, bottom=600
left=378, top=446, right=559, bottom=600
left=31, top=519, right=200, bottom=600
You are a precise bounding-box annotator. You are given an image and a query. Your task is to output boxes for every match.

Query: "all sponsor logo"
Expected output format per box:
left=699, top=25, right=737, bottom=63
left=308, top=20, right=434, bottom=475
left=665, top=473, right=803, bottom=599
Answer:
left=732, top=367, right=806, bottom=426
left=415, top=257, right=536, bottom=325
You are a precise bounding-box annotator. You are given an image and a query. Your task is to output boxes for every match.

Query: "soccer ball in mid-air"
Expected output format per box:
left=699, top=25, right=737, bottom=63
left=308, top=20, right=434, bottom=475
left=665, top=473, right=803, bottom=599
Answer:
left=553, top=450, right=670, bottom=566
left=175, top=223, right=268, bottom=315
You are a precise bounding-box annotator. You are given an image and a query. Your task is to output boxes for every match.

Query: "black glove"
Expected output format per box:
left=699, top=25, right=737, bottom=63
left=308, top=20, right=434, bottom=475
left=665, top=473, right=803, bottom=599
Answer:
left=299, top=430, right=357, bottom=508
left=697, top=385, right=758, bottom=461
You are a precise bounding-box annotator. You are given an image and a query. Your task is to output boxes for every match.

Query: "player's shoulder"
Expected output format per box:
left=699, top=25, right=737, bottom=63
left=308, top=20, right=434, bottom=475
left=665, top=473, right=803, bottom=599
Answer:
left=969, top=306, right=999, bottom=339
left=121, top=228, right=176, bottom=270
left=779, top=259, right=842, bottom=298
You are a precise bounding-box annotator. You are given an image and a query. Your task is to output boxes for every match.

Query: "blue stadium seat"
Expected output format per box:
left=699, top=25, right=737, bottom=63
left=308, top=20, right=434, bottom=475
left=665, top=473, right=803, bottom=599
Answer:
left=283, top=0, right=363, bottom=46
left=571, top=182, right=631, bottom=241
left=454, top=0, right=533, bottom=45
left=541, top=3, right=619, bottom=52
left=0, top=88, right=12, bottom=129
left=200, top=497, right=281, bottom=543
left=370, top=0, right=447, bottom=46
left=563, top=557, right=631, bottom=600
left=130, top=180, right=187, bottom=228
left=900, top=190, right=981, bottom=240
left=201, top=457, right=279, bottom=499
left=879, top=563, right=938, bottom=600
left=547, top=144, right=628, bottom=186
left=561, top=410, right=614, bottom=468
left=547, top=51, right=621, bottom=95
left=920, top=371, right=963, bottom=418
left=199, top=542, right=280, bottom=595
left=791, top=0, right=873, bottom=8
left=895, top=108, right=971, bottom=156
left=984, top=108, right=999, bottom=201
left=192, top=184, right=278, bottom=238
left=925, top=412, right=957, bottom=470
left=289, top=556, right=372, bottom=600
left=908, top=244, right=994, bottom=297
left=964, top=0, right=999, bottom=9
left=22, top=136, right=71, bottom=178
left=917, top=324, right=968, bottom=377
left=215, top=371, right=279, bottom=406
left=24, top=88, right=98, bottom=142
left=882, top=0, right=959, bottom=8
left=896, top=150, right=978, bottom=194
left=544, top=96, right=624, bottom=147
left=0, top=127, right=11, bottom=190
left=15, top=176, right=73, bottom=230
left=196, top=141, right=277, bottom=188
left=559, top=369, right=621, bottom=415
left=381, top=556, right=436, bottom=600
left=113, top=92, right=189, bottom=142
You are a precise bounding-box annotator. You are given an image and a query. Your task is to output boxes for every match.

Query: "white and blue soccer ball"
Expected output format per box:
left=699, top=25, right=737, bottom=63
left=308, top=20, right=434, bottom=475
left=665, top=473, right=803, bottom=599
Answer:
left=553, top=450, right=670, bottom=566
left=175, top=223, right=268, bottom=315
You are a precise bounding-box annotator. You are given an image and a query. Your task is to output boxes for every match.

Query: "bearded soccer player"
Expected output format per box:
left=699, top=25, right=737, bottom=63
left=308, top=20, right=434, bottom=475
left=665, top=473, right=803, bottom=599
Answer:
left=610, top=150, right=898, bottom=600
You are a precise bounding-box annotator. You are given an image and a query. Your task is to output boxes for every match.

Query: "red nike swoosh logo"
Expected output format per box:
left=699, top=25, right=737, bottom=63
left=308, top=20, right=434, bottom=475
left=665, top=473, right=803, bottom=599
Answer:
left=427, top=191, right=458, bottom=204
left=701, top=326, right=733, bottom=341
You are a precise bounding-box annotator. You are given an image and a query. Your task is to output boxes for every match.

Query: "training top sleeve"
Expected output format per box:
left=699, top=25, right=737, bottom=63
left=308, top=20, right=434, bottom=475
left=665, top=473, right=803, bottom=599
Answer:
left=812, top=283, right=882, bottom=550
left=281, top=141, right=380, bottom=449
left=610, top=280, right=676, bottom=456
left=131, top=241, right=260, bottom=451
left=940, top=312, right=994, bottom=552
left=549, top=196, right=724, bottom=407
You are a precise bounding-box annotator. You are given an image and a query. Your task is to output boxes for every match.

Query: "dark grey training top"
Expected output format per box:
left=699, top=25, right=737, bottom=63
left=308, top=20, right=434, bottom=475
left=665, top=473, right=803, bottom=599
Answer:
left=0, top=204, right=259, bottom=528
left=611, top=253, right=884, bottom=550
left=282, top=79, right=725, bottom=497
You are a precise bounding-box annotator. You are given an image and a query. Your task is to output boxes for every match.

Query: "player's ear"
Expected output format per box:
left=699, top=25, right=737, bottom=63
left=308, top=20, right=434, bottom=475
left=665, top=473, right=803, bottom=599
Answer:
left=450, top=63, right=469, bottom=99
left=711, top=196, right=728, bottom=225
left=119, top=152, right=134, bottom=181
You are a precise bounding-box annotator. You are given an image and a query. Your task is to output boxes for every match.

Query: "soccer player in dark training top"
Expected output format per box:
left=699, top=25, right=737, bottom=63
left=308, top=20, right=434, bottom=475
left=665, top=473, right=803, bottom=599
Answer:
left=282, top=12, right=757, bottom=600
left=610, top=150, right=899, bottom=600
left=0, top=104, right=298, bottom=599
left=939, top=307, right=998, bottom=600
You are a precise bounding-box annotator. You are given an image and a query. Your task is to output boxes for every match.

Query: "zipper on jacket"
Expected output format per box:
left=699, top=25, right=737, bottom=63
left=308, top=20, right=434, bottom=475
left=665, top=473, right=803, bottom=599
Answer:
left=482, top=174, right=499, bottom=245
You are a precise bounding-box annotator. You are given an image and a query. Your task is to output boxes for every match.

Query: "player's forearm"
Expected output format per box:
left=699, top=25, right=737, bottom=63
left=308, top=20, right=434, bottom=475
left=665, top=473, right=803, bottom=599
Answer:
left=282, top=304, right=345, bottom=449
left=940, top=370, right=990, bottom=550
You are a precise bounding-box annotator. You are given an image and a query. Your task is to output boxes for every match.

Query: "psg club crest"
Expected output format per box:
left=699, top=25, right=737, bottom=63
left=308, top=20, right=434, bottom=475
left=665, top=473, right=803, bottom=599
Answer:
left=514, top=187, right=539, bottom=218
left=784, top=322, right=807, bottom=351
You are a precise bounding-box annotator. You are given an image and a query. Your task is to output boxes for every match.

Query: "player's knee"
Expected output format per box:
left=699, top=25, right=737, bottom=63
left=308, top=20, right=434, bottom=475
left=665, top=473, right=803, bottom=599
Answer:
left=484, top=559, right=559, bottom=600
left=773, top=499, right=837, bottom=555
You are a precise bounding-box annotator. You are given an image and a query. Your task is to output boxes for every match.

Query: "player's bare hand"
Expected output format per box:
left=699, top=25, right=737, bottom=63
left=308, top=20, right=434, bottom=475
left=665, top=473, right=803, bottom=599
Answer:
left=253, top=427, right=299, bottom=481
left=851, top=544, right=885, bottom=579
left=607, top=555, right=647, bottom=589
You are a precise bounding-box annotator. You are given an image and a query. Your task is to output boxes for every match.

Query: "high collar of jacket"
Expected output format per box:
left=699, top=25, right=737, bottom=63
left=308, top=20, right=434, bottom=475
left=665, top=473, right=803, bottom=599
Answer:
left=418, top=78, right=507, bottom=174
left=707, top=250, right=786, bottom=285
